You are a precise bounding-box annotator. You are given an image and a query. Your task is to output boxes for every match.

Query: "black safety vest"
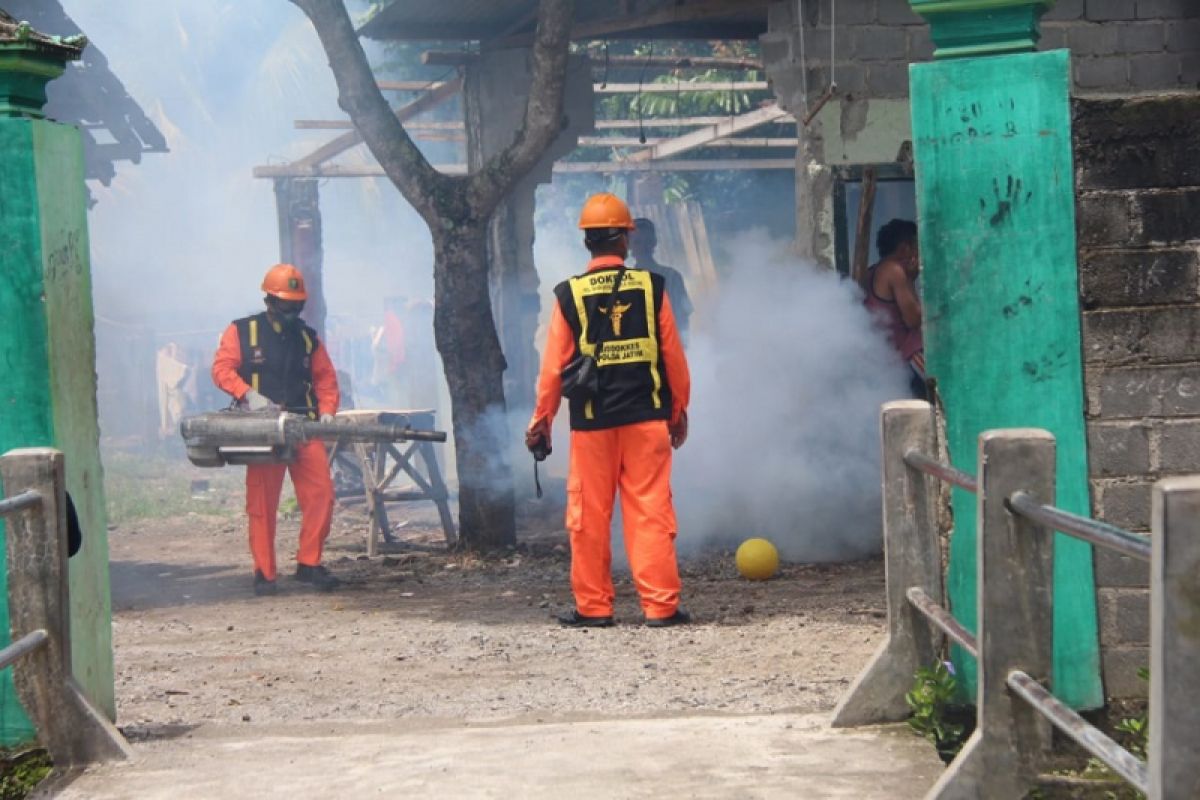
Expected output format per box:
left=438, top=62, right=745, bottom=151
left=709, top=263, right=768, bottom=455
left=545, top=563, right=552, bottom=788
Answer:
left=554, top=265, right=673, bottom=431
left=234, top=312, right=319, bottom=418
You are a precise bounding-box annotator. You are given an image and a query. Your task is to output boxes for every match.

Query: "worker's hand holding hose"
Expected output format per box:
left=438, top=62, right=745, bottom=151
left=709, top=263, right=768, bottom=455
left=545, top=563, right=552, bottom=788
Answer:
left=241, top=389, right=273, bottom=412
left=669, top=410, right=688, bottom=450
left=525, top=418, right=552, bottom=461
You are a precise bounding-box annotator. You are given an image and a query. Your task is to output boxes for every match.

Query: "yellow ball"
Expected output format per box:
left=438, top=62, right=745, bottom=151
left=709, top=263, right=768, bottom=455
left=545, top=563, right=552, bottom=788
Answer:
left=736, top=538, right=780, bottom=581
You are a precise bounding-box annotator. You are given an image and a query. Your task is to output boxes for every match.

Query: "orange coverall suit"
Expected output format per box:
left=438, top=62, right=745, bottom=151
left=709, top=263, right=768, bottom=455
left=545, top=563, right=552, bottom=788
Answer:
left=532, top=255, right=691, bottom=620
left=212, top=318, right=340, bottom=580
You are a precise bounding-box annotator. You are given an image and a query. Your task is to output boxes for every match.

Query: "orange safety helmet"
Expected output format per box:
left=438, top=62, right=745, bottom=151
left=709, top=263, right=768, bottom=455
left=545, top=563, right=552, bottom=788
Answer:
left=578, top=193, right=636, bottom=230
left=261, top=263, right=307, bottom=301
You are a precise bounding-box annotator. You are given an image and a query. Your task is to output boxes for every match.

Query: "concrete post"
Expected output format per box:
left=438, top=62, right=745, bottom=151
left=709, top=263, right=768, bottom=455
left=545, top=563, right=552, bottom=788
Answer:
left=832, top=400, right=941, bottom=727
left=1149, top=478, right=1200, bottom=800
left=0, top=449, right=131, bottom=767
left=929, top=429, right=1055, bottom=799
left=794, top=122, right=835, bottom=269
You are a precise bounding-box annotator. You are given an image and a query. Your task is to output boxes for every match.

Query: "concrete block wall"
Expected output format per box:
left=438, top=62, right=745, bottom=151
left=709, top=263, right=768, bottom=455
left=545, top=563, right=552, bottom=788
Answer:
left=1076, top=94, right=1200, bottom=698
left=762, top=0, right=1200, bottom=105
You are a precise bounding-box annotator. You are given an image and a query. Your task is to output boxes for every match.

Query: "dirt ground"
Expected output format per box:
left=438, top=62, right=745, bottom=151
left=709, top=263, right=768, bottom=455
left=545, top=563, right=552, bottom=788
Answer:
left=106, top=459, right=890, bottom=740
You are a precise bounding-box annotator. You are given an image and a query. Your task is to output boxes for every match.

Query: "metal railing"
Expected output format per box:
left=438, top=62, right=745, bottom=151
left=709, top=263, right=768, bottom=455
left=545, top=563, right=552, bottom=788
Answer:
left=0, top=448, right=131, bottom=769
left=831, top=400, right=1199, bottom=800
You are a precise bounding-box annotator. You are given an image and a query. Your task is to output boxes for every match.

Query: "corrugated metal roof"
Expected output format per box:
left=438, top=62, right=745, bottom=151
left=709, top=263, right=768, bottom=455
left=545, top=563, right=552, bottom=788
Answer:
left=359, top=0, right=768, bottom=42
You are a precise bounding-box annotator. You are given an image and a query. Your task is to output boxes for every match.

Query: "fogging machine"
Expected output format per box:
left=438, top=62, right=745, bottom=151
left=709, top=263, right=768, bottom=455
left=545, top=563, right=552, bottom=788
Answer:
left=180, top=410, right=447, bottom=468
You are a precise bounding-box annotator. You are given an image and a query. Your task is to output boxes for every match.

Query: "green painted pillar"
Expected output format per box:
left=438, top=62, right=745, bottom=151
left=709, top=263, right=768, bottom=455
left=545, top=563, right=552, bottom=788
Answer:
left=909, top=0, right=1102, bottom=709
left=0, top=19, right=115, bottom=742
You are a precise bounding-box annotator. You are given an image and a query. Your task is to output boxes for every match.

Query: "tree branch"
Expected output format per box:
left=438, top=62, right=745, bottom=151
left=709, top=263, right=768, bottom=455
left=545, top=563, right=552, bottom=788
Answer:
left=467, top=0, right=574, bottom=216
left=290, top=0, right=455, bottom=225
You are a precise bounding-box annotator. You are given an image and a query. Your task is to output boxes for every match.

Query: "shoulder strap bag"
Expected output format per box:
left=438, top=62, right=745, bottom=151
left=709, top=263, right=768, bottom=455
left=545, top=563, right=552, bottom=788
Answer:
left=560, top=266, right=626, bottom=403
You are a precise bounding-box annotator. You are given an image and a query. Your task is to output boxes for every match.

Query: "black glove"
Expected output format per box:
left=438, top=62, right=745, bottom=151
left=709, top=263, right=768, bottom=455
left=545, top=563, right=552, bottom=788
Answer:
left=525, top=418, right=552, bottom=461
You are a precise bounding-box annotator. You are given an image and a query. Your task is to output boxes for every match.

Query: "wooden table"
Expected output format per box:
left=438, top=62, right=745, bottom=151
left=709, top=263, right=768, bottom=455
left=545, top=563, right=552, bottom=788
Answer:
left=328, top=409, right=455, bottom=553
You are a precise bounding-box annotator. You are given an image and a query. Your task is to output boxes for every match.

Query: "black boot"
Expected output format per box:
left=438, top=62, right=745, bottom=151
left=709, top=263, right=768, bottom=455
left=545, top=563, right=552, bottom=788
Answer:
left=645, top=609, right=692, bottom=628
left=253, top=571, right=277, bottom=597
left=294, top=564, right=340, bottom=592
left=556, top=609, right=614, bottom=628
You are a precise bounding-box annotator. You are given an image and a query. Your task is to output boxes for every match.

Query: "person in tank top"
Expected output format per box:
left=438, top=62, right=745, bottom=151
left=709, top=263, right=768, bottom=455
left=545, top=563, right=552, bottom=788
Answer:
left=863, top=219, right=926, bottom=399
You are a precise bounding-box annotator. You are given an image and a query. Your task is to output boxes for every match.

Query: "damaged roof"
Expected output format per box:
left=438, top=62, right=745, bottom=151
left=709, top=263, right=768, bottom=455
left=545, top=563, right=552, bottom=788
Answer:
left=359, top=0, right=769, bottom=42
left=0, top=8, right=85, bottom=57
left=1, top=1, right=167, bottom=186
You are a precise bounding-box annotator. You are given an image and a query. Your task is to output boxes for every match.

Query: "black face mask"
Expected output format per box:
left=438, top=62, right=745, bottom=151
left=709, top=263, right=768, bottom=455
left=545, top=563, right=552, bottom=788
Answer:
left=270, top=300, right=305, bottom=325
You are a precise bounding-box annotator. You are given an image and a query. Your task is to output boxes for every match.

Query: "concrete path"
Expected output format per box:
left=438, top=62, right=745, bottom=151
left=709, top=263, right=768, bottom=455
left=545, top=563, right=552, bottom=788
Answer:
left=50, top=712, right=942, bottom=799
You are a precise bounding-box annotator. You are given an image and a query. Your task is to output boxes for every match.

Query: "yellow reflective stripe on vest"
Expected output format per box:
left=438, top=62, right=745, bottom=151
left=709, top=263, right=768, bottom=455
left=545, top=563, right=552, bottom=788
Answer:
left=567, top=268, right=663, bottom=414
left=642, top=283, right=662, bottom=410
left=301, top=330, right=316, bottom=416
left=248, top=319, right=260, bottom=391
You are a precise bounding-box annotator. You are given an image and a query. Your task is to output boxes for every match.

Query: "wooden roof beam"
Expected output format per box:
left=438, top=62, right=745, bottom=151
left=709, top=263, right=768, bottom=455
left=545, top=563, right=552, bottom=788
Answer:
left=597, top=116, right=793, bottom=129
left=578, top=135, right=797, bottom=148
left=422, top=51, right=763, bottom=71
left=253, top=158, right=794, bottom=179
left=623, top=103, right=790, bottom=163
left=293, top=115, right=795, bottom=132
left=594, top=81, right=768, bottom=94
left=368, top=79, right=768, bottom=94
left=491, top=0, right=771, bottom=46
left=289, top=77, right=462, bottom=170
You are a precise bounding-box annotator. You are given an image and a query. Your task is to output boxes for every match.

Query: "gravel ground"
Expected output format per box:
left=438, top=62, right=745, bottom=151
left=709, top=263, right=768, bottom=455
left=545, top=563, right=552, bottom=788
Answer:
left=107, top=479, right=888, bottom=740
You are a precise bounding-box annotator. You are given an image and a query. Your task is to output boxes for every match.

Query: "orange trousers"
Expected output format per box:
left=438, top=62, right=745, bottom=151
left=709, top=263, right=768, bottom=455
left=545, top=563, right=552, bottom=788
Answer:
left=566, top=420, right=681, bottom=620
left=245, top=439, right=334, bottom=580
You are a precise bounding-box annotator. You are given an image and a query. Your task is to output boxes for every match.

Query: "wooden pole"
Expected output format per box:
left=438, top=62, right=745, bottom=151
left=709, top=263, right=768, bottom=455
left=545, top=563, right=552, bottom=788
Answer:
left=852, top=167, right=878, bottom=290
left=273, top=179, right=326, bottom=338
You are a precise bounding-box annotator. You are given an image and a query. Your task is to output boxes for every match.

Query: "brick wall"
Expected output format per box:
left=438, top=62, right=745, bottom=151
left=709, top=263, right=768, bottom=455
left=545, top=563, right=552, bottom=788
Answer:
left=762, top=0, right=1200, bottom=106
left=1076, top=94, right=1200, bottom=697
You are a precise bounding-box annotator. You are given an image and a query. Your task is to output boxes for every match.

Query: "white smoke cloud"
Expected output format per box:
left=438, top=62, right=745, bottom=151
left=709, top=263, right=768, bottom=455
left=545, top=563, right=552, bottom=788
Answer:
left=674, top=229, right=910, bottom=561
left=54, top=0, right=443, bottom=444
left=63, top=0, right=435, bottom=334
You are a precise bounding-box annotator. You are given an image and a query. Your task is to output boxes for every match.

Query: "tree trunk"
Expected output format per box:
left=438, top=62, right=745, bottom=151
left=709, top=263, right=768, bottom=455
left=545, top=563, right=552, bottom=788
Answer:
left=433, top=221, right=515, bottom=548
left=291, top=0, right=574, bottom=551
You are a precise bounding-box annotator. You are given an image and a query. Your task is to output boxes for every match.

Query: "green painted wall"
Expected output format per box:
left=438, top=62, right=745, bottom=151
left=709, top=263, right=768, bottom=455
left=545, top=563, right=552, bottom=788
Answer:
left=910, top=49, right=1103, bottom=709
left=35, top=121, right=114, bottom=720
left=0, top=118, right=51, bottom=743
left=0, top=116, right=114, bottom=743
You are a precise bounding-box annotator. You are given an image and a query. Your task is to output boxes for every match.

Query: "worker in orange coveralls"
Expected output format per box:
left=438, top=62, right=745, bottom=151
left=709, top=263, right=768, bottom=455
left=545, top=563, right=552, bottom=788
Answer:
left=526, top=194, right=692, bottom=628
left=212, top=264, right=341, bottom=596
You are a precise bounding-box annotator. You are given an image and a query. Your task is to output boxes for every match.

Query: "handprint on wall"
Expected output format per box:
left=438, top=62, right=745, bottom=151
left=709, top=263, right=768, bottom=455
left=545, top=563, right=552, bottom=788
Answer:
left=980, top=175, right=1032, bottom=227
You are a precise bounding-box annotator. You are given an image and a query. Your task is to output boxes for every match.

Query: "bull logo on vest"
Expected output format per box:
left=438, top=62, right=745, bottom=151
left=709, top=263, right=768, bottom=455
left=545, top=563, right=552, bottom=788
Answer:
left=599, top=301, right=633, bottom=337
left=250, top=347, right=266, bottom=364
